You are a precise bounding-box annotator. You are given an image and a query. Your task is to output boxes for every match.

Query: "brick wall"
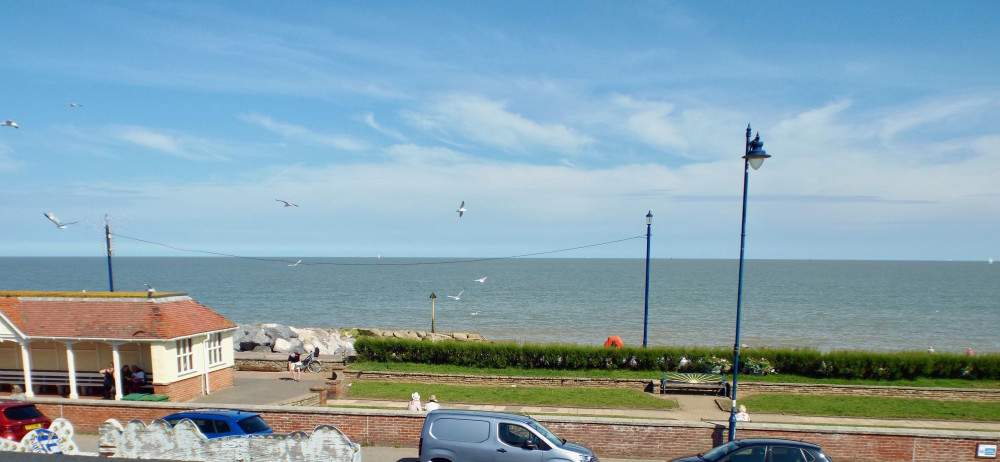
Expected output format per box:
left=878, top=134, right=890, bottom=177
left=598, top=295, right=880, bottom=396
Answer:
left=149, top=367, right=235, bottom=402
left=31, top=398, right=999, bottom=462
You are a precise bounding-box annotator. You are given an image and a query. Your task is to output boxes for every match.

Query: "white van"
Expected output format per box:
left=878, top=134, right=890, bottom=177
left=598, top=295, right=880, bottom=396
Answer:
left=419, top=409, right=599, bottom=462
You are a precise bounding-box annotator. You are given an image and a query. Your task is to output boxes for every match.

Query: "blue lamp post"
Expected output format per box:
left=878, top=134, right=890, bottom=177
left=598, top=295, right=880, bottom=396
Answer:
left=642, top=211, right=653, bottom=348
left=728, top=125, right=771, bottom=442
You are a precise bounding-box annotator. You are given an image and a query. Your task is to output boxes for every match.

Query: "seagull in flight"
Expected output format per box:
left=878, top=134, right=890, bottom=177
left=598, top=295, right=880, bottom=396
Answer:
left=276, top=199, right=299, bottom=207
left=474, top=277, right=487, bottom=283
left=288, top=259, right=302, bottom=267
left=144, top=284, right=156, bottom=294
left=447, top=289, right=464, bottom=300
left=67, top=103, right=82, bottom=107
left=43, top=212, right=78, bottom=229
left=2, top=120, right=19, bottom=129
left=456, top=201, right=466, bottom=217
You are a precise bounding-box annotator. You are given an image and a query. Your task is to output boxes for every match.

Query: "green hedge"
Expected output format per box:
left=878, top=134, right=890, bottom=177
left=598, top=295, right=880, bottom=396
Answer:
left=353, top=337, right=1000, bottom=380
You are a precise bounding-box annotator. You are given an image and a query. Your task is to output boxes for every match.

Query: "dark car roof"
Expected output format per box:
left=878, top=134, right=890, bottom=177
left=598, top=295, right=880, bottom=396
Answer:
left=735, top=438, right=821, bottom=450
left=426, top=409, right=537, bottom=425
left=162, top=409, right=259, bottom=419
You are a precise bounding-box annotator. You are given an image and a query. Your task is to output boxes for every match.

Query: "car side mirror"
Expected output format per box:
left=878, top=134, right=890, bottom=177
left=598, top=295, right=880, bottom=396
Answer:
left=524, top=440, right=538, bottom=450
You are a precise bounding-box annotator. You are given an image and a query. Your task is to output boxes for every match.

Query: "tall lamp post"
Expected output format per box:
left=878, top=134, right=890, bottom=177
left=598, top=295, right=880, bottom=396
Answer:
left=642, top=211, right=653, bottom=348
left=728, top=125, right=771, bottom=442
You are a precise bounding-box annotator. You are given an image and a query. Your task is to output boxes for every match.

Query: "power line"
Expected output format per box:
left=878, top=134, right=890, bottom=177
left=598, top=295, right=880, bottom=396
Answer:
left=110, top=231, right=647, bottom=267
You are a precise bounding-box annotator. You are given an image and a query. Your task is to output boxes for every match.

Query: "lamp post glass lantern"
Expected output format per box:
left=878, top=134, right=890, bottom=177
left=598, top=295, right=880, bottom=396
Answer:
left=642, top=211, right=653, bottom=348
left=728, top=125, right=770, bottom=442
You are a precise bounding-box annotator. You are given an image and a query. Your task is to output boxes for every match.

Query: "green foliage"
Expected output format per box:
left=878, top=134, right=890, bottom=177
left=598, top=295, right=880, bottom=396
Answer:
left=352, top=337, right=1000, bottom=380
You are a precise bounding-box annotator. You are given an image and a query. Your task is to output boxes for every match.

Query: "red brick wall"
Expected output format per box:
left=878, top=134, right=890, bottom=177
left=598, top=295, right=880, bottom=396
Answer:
left=31, top=399, right=998, bottom=462
left=150, top=367, right=235, bottom=402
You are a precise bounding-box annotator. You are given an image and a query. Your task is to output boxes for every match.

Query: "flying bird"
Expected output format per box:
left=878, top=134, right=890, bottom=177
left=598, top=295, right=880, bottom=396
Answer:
left=474, top=277, right=487, bottom=283
left=67, top=103, right=82, bottom=107
left=43, top=212, right=78, bottom=229
left=2, top=120, right=19, bottom=129
left=144, top=284, right=156, bottom=294
left=288, top=259, right=302, bottom=267
left=275, top=199, right=299, bottom=207
left=447, top=289, right=464, bottom=300
left=456, top=201, right=466, bottom=217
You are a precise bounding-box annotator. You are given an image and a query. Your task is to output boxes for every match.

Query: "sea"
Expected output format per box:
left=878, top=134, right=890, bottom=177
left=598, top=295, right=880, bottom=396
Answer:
left=1, top=257, right=997, bottom=354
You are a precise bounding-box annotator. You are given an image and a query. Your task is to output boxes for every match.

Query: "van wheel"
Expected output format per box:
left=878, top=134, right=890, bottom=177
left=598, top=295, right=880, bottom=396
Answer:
left=430, top=459, right=452, bottom=462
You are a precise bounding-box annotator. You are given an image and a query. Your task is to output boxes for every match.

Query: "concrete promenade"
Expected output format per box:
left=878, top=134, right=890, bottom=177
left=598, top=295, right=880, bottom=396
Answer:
left=72, top=370, right=999, bottom=462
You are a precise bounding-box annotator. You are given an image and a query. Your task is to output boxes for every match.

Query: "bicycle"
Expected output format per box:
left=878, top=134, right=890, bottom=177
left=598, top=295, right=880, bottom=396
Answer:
left=297, top=347, right=323, bottom=373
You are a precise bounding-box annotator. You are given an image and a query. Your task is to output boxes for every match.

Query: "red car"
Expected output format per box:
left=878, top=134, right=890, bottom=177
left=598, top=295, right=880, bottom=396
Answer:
left=0, top=399, right=52, bottom=442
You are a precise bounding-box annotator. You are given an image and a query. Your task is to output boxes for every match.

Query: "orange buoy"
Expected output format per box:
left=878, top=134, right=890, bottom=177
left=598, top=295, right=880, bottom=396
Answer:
left=604, top=336, right=624, bottom=348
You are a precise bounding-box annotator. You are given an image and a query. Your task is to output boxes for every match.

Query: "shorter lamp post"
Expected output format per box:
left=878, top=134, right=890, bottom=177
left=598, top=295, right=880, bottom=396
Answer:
left=642, top=211, right=653, bottom=348
left=728, top=125, right=771, bottom=442
left=429, top=292, right=437, bottom=333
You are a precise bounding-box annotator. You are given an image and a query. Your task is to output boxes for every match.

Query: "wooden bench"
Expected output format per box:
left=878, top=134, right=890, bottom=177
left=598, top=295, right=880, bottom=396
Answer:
left=659, top=372, right=730, bottom=397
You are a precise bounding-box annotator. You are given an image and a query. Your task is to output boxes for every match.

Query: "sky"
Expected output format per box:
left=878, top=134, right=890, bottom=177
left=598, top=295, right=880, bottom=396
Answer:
left=2, top=2, right=998, bottom=261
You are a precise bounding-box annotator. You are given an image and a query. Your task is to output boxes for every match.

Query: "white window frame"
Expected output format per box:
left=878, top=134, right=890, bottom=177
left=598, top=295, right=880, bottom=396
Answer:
left=176, top=338, right=195, bottom=374
left=207, top=332, right=224, bottom=366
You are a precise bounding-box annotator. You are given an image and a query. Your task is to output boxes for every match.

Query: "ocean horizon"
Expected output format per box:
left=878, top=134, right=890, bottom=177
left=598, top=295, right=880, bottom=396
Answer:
left=2, top=257, right=997, bottom=354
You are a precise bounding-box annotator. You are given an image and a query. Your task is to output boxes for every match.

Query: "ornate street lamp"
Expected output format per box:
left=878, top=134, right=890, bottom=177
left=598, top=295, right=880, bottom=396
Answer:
left=728, top=125, right=771, bottom=441
left=642, top=211, right=653, bottom=348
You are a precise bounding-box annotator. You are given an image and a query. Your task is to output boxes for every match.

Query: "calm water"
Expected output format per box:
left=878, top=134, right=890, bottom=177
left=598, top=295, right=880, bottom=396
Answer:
left=1, top=257, right=997, bottom=353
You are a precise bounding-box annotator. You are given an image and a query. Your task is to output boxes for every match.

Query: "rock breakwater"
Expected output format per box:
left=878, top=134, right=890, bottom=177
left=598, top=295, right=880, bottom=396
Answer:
left=233, top=323, right=488, bottom=356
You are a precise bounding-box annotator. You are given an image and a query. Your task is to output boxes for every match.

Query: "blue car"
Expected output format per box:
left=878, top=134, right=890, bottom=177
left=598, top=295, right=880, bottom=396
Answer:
left=161, top=409, right=273, bottom=439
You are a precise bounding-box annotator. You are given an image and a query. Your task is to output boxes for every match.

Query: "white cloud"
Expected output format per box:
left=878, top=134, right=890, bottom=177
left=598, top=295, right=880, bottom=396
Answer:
left=238, top=112, right=369, bottom=151
left=111, top=126, right=229, bottom=161
left=405, top=94, right=594, bottom=154
left=362, top=112, right=406, bottom=141
left=879, top=97, right=994, bottom=143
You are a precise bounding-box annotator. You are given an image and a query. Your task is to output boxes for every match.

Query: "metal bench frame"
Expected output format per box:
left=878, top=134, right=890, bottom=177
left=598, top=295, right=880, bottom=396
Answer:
left=658, top=372, right=731, bottom=397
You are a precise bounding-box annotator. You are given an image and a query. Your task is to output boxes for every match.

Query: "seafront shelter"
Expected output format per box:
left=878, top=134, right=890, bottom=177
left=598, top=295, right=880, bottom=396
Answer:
left=0, top=290, right=238, bottom=401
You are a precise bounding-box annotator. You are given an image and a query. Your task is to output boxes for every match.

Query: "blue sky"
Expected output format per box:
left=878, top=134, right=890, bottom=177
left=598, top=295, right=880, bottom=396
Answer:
left=2, top=2, right=998, bottom=261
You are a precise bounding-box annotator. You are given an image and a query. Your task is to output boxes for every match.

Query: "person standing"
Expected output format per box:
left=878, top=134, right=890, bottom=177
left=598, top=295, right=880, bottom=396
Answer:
left=99, top=363, right=115, bottom=400
left=425, top=395, right=440, bottom=411
left=287, top=351, right=302, bottom=381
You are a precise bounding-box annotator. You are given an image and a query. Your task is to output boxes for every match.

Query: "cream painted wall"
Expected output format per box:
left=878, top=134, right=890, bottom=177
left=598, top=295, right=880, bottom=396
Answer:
left=0, top=322, right=17, bottom=340
left=0, top=342, right=20, bottom=369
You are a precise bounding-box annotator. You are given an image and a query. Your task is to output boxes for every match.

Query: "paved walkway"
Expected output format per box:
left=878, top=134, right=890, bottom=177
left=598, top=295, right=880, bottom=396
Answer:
left=72, top=370, right=999, bottom=462
left=208, top=370, right=1000, bottom=432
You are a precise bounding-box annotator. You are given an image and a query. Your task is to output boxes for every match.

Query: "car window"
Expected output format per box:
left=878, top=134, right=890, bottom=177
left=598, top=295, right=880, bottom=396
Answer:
left=191, top=418, right=216, bottom=435
left=237, top=415, right=270, bottom=434
left=2, top=405, right=44, bottom=421
left=215, top=420, right=232, bottom=434
left=499, top=423, right=541, bottom=448
left=770, top=446, right=808, bottom=462
left=727, top=446, right=766, bottom=462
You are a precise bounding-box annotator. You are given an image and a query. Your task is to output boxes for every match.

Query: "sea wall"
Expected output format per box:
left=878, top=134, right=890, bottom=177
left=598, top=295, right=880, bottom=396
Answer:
left=32, top=398, right=1000, bottom=462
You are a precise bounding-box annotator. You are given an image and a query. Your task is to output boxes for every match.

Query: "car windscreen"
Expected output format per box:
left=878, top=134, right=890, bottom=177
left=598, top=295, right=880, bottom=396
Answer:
left=701, top=441, right=740, bottom=461
left=525, top=419, right=563, bottom=447
left=2, top=405, right=44, bottom=421
left=237, top=415, right=272, bottom=434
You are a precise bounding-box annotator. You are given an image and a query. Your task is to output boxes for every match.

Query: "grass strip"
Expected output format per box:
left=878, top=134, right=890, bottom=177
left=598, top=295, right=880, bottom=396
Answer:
left=348, top=381, right=677, bottom=410
left=348, top=361, right=1000, bottom=388
left=741, top=394, right=1000, bottom=421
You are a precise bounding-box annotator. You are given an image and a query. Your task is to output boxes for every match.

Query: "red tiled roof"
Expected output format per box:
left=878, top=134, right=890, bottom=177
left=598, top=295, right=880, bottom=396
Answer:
left=0, top=291, right=237, bottom=341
